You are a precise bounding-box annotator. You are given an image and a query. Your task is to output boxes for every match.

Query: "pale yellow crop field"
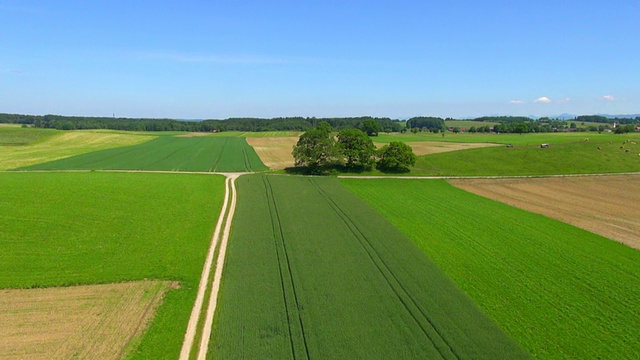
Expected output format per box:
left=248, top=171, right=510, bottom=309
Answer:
left=0, top=131, right=154, bottom=170
left=0, top=280, right=172, bottom=360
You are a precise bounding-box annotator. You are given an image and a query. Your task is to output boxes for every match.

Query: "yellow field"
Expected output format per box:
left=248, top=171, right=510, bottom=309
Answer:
left=246, top=136, right=298, bottom=169
left=0, top=280, right=172, bottom=360
left=0, top=131, right=154, bottom=170
left=450, top=175, right=640, bottom=249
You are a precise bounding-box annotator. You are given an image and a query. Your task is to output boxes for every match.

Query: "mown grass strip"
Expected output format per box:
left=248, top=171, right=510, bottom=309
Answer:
left=210, top=174, right=528, bottom=359
left=341, top=178, right=640, bottom=359
left=21, top=136, right=267, bottom=172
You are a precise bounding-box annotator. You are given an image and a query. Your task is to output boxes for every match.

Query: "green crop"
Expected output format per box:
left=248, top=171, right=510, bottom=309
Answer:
left=342, top=178, right=640, bottom=359
left=210, top=175, right=527, bottom=359
left=21, top=136, right=267, bottom=172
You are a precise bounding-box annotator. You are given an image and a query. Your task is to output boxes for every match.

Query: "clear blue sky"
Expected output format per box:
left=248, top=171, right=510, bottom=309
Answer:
left=1, top=1, right=638, bottom=119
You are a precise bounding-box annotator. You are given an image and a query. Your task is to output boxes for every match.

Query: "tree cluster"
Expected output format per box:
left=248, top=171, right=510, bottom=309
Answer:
left=292, top=122, right=416, bottom=174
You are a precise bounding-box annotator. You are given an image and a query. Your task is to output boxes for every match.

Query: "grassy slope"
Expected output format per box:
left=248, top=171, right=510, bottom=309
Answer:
left=412, top=135, right=640, bottom=176
left=210, top=174, right=527, bottom=359
left=341, top=178, right=640, bottom=359
left=0, top=130, right=154, bottom=170
left=0, top=126, right=58, bottom=145
left=373, top=131, right=627, bottom=144
left=22, top=136, right=267, bottom=172
left=0, top=172, right=225, bottom=359
left=334, top=133, right=640, bottom=176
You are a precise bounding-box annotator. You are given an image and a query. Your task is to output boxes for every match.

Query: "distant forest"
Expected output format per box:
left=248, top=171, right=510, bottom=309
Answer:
left=0, top=113, right=638, bottom=134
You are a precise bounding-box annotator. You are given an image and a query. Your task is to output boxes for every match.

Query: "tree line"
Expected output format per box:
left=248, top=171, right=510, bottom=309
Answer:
left=1, top=112, right=637, bottom=134
left=0, top=113, right=404, bottom=133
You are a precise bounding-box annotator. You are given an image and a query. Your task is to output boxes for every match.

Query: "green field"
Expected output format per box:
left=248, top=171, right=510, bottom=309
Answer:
left=342, top=133, right=640, bottom=176
left=341, top=178, right=640, bottom=359
left=210, top=175, right=527, bottom=359
left=0, top=126, right=58, bottom=145
left=374, top=131, right=631, bottom=145
left=0, top=172, right=225, bottom=359
left=21, top=136, right=268, bottom=172
left=411, top=135, right=640, bottom=176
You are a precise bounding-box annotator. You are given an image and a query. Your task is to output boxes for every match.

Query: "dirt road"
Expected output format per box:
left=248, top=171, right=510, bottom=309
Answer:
left=179, top=173, right=240, bottom=360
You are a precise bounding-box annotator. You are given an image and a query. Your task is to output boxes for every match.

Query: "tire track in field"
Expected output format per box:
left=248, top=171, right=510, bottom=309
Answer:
left=211, top=137, right=230, bottom=173
left=263, top=175, right=311, bottom=360
left=309, top=178, right=460, bottom=360
left=179, top=173, right=239, bottom=360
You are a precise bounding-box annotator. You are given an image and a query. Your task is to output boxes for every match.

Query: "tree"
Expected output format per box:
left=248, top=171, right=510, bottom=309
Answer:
left=376, top=141, right=416, bottom=172
left=360, top=119, right=382, bottom=136
left=292, top=123, right=338, bottom=172
left=337, top=128, right=375, bottom=169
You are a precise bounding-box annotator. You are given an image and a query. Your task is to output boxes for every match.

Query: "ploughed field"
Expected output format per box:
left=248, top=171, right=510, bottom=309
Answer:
left=210, top=175, right=527, bottom=359
left=342, top=178, right=640, bottom=359
left=21, top=136, right=267, bottom=172
left=449, top=175, right=640, bottom=249
left=0, top=172, right=225, bottom=359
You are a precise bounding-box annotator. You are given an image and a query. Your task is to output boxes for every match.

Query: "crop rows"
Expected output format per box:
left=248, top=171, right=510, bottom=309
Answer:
left=21, top=135, right=267, bottom=172
left=210, top=174, right=526, bottom=359
left=342, top=178, right=640, bottom=359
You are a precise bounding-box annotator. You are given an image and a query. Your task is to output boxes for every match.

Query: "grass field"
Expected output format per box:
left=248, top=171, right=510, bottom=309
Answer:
left=0, top=126, right=58, bottom=145
left=410, top=134, right=640, bottom=176
left=0, top=130, right=153, bottom=170
left=0, top=280, right=171, bottom=360
left=342, top=178, right=640, bottom=359
left=210, top=175, right=527, bottom=359
left=21, top=136, right=267, bottom=172
left=0, top=172, right=225, bottom=359
left=373, top=131, right=630, bottom=145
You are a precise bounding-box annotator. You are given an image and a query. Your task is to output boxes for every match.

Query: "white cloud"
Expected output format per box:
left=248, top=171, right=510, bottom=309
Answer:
left=602, top=95, right=615, bottom=101
left=534, top=96, right=552, bottom=103
left=509, top=100, right=525, bottom=104
left=556, top=98, right=570, bottom=104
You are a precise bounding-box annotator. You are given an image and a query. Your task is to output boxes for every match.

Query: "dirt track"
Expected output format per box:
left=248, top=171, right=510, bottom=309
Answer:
left=0, top=281, right=170, bottom=360
left=449, top=175, right=640, bottom=249
left=180, top=174, right=239, bottom=360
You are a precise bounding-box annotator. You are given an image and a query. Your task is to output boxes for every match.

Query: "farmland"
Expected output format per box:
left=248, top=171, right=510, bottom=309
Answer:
left=246, top=136, right=298, bottom=169
left=21, top=136, right=267, bottom=172
left=341, top=178, right=640, bottom=359
left=0, top=130, right=153, bottom=170
left=450, top=175, right=640, bottom=249
left=210, top=175, right=527, bottom=359
left=0, top=125, right=57, bottom=145
left=0, top=280, right=171, bottom=360
left=0, top=172, right=225, bottom=358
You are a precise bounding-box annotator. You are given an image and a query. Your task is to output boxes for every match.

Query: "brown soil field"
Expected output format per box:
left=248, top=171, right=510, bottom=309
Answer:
left=379, top=141, right=500, bottom=156
left=449, top=175, right=640, bottom=250
left=246, top=137, right=298, bottom=169
left=0, top=280, right=172, bottom=360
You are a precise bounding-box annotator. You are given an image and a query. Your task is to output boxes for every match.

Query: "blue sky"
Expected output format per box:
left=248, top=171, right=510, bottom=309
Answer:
left=1, top=1, right=638, bottom=119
